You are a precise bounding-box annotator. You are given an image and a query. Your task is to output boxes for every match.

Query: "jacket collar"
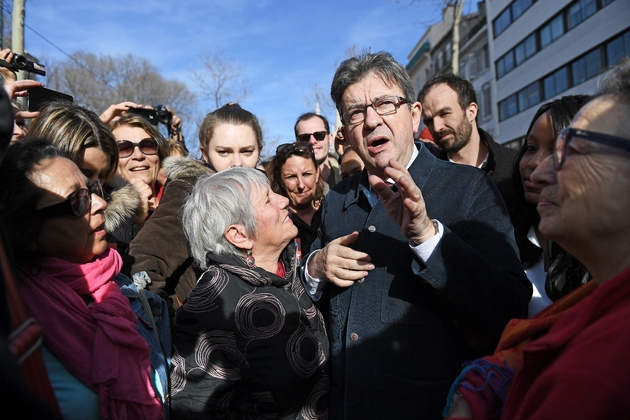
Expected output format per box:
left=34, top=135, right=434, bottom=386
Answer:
left=205, top=242, right=297, bottom=288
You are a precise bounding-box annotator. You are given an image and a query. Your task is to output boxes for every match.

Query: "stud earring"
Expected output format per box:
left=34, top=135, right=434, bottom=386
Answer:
left=246, top=249, right=255, bottom=267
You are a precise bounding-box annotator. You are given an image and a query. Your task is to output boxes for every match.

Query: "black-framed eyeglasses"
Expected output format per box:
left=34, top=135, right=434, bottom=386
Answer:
left=276, top=141, right=315, bottom=157
left=33, top=180, right=104, bottom=219
left=117, top=138, right=159, bottom=158
left=296, top=131, right=328, bottom=143
left=342, top=96, right=410, bottom=126
left=554, top=128, right=630, bottom=170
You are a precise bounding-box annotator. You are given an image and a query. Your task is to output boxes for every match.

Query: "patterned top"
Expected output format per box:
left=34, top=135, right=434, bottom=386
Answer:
left=171, top=245, right=329, bottom=419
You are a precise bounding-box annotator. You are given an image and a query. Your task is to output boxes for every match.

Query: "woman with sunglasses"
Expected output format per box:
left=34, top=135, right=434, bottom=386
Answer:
left=0, top=138, right=170, bottom=419
left=271, top=141, right=324, bottom=255
left=28, top=101, right=142, bottom=256
left=110, top=113, right=169, bottom=231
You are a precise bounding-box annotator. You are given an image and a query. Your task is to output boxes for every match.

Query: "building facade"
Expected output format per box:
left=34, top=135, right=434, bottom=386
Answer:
left=491, top=0, right=630, bottom=146
left=408, top=0, right=630, bottom=145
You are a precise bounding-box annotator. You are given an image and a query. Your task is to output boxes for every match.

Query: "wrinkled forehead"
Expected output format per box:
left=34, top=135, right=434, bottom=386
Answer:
left=342, top=72, right=403, bottom=106
left=573, top=95, right=630, bottom=139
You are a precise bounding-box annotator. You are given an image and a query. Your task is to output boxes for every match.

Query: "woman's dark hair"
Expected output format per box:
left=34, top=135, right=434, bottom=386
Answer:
left=508, top=95, right=591, bottom=302
left=509, top=95, right=591, bottom=229
left=0, top=137, right=66, bottom=265
left=270, top=142, right=324, bottom=206
left=199, top=102, right=263, bottom=154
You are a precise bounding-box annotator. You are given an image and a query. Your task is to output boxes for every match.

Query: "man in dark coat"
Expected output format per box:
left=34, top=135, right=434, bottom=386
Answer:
left=301, top=51, right=531, bottom=420
left=418, top=74, right=517, bottom=205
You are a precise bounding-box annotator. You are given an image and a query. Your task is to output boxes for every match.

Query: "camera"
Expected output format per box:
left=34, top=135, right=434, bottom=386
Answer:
left=129, top=108, right=159, bottom=125
left=129, top=105, right=176, bottom=136
left=12, top=52, right=46, bottom=76
left=154, top=104, right=172, bottom=128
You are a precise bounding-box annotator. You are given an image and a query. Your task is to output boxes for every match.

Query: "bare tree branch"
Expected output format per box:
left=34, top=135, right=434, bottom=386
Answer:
left=190, top=47, right=252, bottom=110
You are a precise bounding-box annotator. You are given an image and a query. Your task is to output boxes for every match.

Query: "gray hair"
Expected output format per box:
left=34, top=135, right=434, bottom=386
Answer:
left=182, top=167, right=269, bottom=270
left=596, top=58, right=630, bottom=104
left=330, top=51, right=415, bottom=116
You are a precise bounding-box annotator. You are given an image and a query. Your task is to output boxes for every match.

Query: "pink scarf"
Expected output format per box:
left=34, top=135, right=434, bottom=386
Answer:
left=19, top=248, right=163, bottom=420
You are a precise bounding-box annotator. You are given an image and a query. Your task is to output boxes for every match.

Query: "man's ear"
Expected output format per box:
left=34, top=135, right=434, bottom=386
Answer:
left=411, top=101, right=423, bottom=136
left=466, top=102, right=478, bottom=123
left=224, top=224, right=253, bottom=250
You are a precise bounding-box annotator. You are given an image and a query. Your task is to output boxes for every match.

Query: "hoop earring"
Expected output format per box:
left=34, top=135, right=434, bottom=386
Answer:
left=246, top=249, right=255, bottom=268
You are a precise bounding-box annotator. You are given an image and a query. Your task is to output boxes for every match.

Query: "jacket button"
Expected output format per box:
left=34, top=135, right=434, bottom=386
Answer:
left=350, top=333, right=359, bottom=341
left=368, top=225, right=376, bottom=232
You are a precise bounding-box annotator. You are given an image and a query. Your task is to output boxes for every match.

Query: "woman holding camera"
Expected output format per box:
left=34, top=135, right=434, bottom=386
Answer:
left=109, top=113, right=169, bottom=235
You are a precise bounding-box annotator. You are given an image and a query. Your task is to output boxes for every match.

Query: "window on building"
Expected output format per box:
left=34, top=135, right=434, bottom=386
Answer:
left=499, top=94, right=518, bottom=121
left=494, top=8, right=512, bottom=37
left=540, top=14, right=564, bottom=48
left=514, top=43, right=526, bottom=66
left=475, top=89, right=482, bottom=117
left=572, top=48, right=602, bottom=85
left=446, top=42, right=452, bottom=62
left=606, top=31, right=630, bottom=67
left=514, top=34, right=537, bottom=67
left=518, top=82, right=541, bottom=112
left=482, top=84, right=492, bottom=118
left=504, top=51, right=515, bottom=74
left=602, top=0, right=615, bottom=5
left=469, top=53, right=478, bottom=79
left=437, top=51, right=444, bottom=70
left=544, top=67, right=569, bottom=99
left=512, top=0, right=534, bottom=20
left=568, top=0, right=598, bottom=29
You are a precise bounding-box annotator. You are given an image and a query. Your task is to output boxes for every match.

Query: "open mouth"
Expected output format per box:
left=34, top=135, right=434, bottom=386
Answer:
left=368, top=137, right=388, bottom=153
left=93, top=224, right=106, bottom=235
left=130, top=166, right=149, bottom=172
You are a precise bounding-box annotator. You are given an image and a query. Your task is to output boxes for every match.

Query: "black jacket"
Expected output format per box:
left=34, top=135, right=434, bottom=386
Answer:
left=171, top=244, right=329, bottom=419
left=432, top=128, right=517, bottom=206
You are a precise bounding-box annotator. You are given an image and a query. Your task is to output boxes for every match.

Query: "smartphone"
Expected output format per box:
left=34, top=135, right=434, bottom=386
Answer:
left=28, top=87, right=73, bottom=112
left=128, top=107, right=159, bottom=125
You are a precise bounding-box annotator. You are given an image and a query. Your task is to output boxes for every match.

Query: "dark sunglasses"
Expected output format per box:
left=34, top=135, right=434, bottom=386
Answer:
left=276, top=141, right=315, bottom=157
left=554, top=128, right=630, bottom=170
left=296, top=131, right=328, bottom=143
left=117, top=138, right=159, bottom=158
left=33, top=180, right=104, bottom=219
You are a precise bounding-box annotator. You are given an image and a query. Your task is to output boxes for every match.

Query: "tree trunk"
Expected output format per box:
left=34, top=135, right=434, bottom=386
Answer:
left=451, top=0, right=465, bottom=75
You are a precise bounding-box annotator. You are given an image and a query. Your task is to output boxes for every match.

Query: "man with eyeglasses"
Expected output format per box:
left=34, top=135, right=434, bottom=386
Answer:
left=418, top=74, right=517, bottom=206
left=301, top=51, right=531, bottom=419
left=294, top=112, right=341, bottom=191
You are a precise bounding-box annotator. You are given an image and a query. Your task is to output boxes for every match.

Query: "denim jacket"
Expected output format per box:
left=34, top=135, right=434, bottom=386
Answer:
left=115, top=273, right=171, bottom=419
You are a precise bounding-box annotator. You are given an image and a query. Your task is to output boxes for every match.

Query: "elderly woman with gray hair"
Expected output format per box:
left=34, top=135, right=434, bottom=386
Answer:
left=170, top=167, right=329, bottom=419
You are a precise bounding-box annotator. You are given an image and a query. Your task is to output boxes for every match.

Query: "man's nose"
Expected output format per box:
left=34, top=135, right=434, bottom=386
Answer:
left=531, top=154, right=556, bottom=186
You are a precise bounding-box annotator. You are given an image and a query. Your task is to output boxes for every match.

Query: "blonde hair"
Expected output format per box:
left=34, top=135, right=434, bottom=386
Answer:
left=28, top=101, right=118, bottom=181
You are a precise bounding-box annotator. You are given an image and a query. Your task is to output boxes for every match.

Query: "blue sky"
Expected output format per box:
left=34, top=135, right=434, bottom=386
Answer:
left=19, top=0, right=466, bottom=155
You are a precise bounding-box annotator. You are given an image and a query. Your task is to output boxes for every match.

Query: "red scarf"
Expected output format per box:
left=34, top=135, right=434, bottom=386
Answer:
left=19, top=248, right=162, bottom=419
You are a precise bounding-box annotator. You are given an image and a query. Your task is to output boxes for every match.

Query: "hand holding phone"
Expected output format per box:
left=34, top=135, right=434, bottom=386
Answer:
left=28, top=87, right=73, bottom=112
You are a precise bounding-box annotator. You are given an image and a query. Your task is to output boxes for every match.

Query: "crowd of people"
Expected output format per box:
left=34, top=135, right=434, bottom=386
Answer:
left=0, top=46, right=629, bottom=420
